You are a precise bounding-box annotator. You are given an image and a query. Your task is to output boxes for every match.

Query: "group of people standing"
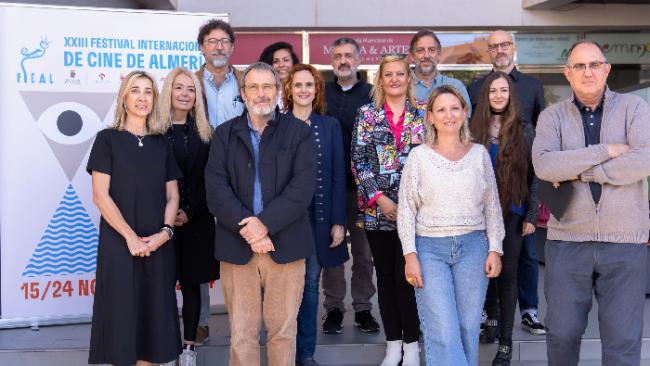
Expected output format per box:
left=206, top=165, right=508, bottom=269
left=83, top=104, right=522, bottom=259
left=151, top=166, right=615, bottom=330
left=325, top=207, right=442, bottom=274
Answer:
left=85, top=17, right=650, bottom=366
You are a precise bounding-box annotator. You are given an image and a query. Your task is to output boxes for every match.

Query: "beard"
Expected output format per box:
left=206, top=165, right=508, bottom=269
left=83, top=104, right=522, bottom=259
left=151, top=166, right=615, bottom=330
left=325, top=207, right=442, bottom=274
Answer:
left=208, top=51, right=229, bottom=68
left=416, top=60, right=436, bottom=76
left=494, top=54, right=513, bottom=69
left=333, top=65, right=353, bottom=79
left=246, top=97, right=275, bottom=117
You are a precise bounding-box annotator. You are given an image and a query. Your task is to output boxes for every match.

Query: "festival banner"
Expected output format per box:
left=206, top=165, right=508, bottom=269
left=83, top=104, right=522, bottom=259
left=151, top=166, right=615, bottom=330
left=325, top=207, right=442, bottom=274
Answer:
left=0, top=4, right=226, bottom=325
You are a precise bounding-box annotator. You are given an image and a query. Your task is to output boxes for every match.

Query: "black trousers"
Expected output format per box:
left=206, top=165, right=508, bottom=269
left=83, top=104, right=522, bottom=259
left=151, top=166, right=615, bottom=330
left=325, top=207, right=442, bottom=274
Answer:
left=180, top=284, right=201, bottom=342
left=484, top=212, right=524, bottom=343
left=365, top=230, right=420, bottom=343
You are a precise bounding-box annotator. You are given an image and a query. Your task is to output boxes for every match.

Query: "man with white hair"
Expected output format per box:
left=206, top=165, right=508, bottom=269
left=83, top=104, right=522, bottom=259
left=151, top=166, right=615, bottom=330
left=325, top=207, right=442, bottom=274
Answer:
left=205, top=62, right=317, bottom=365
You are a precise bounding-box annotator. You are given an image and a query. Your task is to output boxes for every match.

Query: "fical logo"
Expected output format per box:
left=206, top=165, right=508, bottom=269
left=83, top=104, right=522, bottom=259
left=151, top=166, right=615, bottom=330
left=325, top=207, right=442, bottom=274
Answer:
left=17, top=37, right=54, bottom=85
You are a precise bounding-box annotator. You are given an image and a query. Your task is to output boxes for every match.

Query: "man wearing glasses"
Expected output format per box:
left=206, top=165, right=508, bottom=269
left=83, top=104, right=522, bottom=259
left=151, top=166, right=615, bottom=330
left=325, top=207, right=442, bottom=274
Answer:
left=469, top=30, right=547, bottom=340
left=409, top=30, right=471, bottom=113
left=533, top=40, right=650, bottom=366
left=196, top=19, right=245, bottom=128
left=205, top=62, right=317, bottom=366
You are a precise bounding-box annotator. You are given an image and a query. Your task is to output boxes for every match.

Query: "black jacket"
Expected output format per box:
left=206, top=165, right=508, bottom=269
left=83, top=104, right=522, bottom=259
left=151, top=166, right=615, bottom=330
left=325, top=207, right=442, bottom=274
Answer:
left=166, top=117, right=218, bottom=284
left=204, top=111, right=317, bottom=265
left=468, top=67, right=545, bottom=127
left=325, top=76, right=373, bottom=189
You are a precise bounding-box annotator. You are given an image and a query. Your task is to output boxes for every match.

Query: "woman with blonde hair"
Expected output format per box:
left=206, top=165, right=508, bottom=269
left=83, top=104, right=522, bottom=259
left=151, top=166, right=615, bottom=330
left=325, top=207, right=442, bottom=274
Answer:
left=398, top=85, right=504, bottom=366
left=159, top=67, right=218, bottom=366
left=351, top=54, right=426, bottom=366
left=87, top=70, right=182, bottom=366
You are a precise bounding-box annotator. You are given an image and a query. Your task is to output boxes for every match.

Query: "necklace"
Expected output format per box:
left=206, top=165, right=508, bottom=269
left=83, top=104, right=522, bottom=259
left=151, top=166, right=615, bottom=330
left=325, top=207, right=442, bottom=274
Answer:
left=135, top=134, right=144, bottom=147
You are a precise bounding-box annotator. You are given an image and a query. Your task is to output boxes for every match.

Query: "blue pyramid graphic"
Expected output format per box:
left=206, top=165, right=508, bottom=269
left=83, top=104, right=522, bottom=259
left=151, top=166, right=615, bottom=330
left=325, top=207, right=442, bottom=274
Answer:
left=23, top=184, right=98, bottom=277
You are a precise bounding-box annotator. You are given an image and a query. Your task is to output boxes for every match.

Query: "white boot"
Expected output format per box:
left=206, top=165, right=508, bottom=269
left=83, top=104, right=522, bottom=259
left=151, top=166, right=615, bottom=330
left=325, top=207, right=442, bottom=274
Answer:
left=402, top=341, right=420, bottom=366
left=380, top=340, right=403, bottom=366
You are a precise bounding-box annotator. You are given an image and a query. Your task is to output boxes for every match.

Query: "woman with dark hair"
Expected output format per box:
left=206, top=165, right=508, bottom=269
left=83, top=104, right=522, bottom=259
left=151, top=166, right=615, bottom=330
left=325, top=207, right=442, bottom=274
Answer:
left=259, top=41, right=300, bottom=109
left=351, top=54, right=426, bottom=366
left=283, top=64, right=347, bottom=366
left=87, top=70, right=182, bottom=366
left=470, top=71, right=539, bottom=366
left=398, top=85, right=503, bottom=366
left=159, top=67, right=219, bottom=366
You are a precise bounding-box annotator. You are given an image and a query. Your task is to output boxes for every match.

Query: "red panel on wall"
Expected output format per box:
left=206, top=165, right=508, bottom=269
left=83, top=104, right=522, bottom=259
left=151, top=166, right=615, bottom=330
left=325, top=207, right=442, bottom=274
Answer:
left=229, top=33, right=303, bottom=65
left=309, top=33, right=412, bottom=65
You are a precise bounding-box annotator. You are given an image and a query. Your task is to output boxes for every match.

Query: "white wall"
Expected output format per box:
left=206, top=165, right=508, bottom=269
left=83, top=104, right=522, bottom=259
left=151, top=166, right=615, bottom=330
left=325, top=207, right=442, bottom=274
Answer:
left=177, top=0, right=650, bottom=29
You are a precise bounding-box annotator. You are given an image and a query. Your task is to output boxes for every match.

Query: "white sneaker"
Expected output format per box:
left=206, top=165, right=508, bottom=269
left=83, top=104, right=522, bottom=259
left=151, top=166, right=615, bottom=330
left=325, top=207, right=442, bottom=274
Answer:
left=402, top=341, right=420, bottom=366
left=380, top=340, right=402, bottom=366
left=178, top=348, right=197, bottom=366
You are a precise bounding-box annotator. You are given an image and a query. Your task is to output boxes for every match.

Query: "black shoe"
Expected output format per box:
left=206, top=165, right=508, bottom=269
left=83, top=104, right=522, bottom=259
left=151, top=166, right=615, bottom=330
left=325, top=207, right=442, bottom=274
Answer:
left=354, top=310, right=380, bottom=333
left=492, top=342, right=512, bottom=366
left=521, top=312, right=546, bottom=335
left=322, top=308, right=343, bottom=334
left=480, top=323, right=498, bottom=344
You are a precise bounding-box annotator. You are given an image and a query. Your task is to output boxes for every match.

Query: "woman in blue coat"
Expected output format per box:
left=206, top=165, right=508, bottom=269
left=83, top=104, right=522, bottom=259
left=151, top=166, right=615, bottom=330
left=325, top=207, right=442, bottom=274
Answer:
left=283, top=64, right=348, bottom=366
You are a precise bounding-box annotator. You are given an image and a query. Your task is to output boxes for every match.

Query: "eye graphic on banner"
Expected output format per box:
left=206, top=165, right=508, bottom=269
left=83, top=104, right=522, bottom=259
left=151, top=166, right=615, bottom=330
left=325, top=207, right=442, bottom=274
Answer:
left=18, top=91, right=115, bottom=277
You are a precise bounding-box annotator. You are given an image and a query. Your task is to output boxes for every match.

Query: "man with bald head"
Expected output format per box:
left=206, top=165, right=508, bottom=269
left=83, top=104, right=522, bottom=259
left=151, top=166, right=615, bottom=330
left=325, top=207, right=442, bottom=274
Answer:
left=471, top=30, right=547, bottom=342
left=532, top=40, right=650, bottom=366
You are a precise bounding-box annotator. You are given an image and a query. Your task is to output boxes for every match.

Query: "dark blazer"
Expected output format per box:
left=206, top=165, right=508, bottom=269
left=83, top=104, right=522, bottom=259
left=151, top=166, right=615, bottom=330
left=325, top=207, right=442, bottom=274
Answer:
left=308, top=113, right=348, bottom=268
left=205, top=111, right=317, bottom=265
left=166, top=117, right=218, bottom=284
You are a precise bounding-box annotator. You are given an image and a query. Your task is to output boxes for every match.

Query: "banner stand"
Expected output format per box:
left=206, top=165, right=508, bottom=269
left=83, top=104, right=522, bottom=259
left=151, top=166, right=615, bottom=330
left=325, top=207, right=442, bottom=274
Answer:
left=0, top=3, right=227, bottom=329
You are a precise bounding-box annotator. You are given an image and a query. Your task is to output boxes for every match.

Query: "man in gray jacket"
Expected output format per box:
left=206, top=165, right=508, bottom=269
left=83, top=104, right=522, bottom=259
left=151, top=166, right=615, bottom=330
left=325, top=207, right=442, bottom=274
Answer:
left=532, top=40, right=650, bottom=366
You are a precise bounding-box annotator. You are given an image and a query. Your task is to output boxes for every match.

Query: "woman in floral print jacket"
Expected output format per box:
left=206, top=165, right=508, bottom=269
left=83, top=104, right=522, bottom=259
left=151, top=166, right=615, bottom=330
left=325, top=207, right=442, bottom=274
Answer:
left=351, top=54, right=426, bottom=366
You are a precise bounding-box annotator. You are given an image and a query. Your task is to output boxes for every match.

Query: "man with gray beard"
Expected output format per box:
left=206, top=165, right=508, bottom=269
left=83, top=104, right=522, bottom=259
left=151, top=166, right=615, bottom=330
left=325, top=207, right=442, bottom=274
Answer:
left=196, top=19, right=244, bottom=128
left=323, top=37, right=380, bottom=335
left=409, top=29, right=471, bottom=113
left=205, top=62, right=317, bottom=366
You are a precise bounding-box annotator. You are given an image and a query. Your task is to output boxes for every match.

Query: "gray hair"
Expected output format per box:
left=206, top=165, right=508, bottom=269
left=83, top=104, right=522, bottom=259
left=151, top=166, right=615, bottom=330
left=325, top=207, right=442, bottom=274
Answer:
left=566, top=40, right=607, bottom=63
left=241, top=62, right=281, bottom=90
left=332, top=37, right=360, bottom=55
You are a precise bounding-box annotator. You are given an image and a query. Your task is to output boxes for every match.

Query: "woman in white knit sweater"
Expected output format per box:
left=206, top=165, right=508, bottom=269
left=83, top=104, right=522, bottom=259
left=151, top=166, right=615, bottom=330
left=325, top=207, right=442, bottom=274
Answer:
left=397, top=85, right=504, bottom=366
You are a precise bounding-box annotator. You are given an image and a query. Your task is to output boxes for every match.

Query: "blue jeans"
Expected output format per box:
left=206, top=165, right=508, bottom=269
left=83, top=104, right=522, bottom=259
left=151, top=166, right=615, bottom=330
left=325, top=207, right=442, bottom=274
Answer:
left=296, top=253, right=322, bottom=361
left=518, top=232, right=539, bottom=312
left=414, top=231, right=489, bottom=366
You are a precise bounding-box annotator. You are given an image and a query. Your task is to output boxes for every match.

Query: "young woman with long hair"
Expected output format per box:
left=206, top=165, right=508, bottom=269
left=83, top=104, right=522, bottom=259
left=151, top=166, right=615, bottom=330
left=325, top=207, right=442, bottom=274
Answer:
left=470, top=71, right=539, bottom=366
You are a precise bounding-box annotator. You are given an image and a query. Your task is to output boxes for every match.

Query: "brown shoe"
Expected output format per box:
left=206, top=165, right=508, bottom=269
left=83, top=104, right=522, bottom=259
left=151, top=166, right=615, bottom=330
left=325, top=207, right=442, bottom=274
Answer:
left=195, top=325, right=209, bottom=346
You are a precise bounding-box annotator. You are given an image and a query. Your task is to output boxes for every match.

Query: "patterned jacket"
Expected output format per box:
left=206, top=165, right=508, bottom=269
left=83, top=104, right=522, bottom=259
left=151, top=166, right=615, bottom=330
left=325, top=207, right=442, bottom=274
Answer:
left=351, top=100, right=427, bottom=231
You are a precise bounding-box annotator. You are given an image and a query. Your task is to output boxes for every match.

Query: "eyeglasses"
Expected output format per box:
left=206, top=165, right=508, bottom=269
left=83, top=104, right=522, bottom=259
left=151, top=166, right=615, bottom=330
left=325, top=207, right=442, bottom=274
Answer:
left=566, top=61, right=607, bottom=73
left=205, top=38, right=232, bottom=47
left=244, top=83, right=276, bottom=93
left=487, top=41, right=513, bottom=52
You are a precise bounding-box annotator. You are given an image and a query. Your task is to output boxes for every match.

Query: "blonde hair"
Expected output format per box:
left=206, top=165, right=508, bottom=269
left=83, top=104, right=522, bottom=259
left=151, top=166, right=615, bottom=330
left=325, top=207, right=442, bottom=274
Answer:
left=111, top=70, right=165, bottom=135
left=159, top=67, right=212, bottom=143
left=371, top=55, right=416, bottom=109
left=425, top=85, right=471, bottom=147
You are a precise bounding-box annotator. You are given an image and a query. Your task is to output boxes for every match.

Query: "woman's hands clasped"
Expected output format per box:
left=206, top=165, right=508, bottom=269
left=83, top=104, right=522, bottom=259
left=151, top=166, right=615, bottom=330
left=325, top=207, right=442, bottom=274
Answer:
left=127, top=230, right=172, bottom=257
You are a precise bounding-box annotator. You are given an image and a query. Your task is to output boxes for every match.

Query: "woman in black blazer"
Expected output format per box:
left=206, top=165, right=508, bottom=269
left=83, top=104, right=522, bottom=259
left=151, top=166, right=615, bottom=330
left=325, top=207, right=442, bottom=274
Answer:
left=282, top=64, right=348, bottom=366
left=159, top=67, right=219, bottom=366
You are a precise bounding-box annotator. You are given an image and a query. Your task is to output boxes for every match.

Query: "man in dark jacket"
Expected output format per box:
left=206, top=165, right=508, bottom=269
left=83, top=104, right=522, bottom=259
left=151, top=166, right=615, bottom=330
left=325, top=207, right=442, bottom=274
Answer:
left=323, top=37, right=379, bottom=335
left=205, top=62, right=316, bottom=366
